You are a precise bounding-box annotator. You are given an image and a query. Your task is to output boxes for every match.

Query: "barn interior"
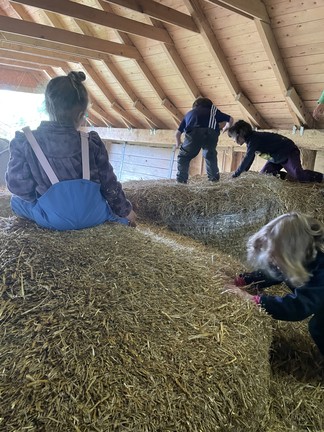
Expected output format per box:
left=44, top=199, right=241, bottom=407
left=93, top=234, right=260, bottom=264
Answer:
left=0, top=0, right=324, bottom=431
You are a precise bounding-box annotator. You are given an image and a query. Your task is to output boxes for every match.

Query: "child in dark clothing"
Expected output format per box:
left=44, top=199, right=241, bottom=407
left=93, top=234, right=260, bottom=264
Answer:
left=228, top=120, right=323, bottom=183
left=224, top=213, right=324, bottom=356
left=175, top=97, right=233, bottom=183
left=6, top=71, right=136, bottom=230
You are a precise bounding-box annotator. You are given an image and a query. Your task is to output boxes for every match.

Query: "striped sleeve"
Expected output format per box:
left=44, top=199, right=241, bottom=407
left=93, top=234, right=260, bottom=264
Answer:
left=208, top=104, right=218, bottom=129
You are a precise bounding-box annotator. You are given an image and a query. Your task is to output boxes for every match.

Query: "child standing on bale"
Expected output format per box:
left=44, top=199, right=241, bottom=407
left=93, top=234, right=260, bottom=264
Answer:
left=6, top=71, right=136, bottom=230
left=224, top=213, right=324, bottom=356
left=228, top=120, right=323, bottom=182
left=175, top=97, right=233, bottom=183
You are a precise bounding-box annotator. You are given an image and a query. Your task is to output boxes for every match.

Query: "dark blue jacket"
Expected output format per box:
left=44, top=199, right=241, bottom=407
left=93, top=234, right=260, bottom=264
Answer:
left=233, top=131, right=298, bottom=177
left=259, top=251, right=324, bottom=321
left=178, top=105, right=231, bottom=133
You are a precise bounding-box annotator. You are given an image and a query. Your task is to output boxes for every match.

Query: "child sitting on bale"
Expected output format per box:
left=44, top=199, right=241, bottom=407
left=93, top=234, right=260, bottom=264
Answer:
left=224, top=212, right=324, bottom=356
left=6, top=71, right=136, bottom=230
left=228, top=120, right=323, bottom=183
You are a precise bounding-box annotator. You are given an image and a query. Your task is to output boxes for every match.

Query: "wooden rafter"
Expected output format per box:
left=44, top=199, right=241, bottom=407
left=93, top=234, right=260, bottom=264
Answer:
left=183, top=0, right=269, bottom=128
left=11, top=0, right=174, bottom=44
left=73, top=18, right=166, bottom=129
left=204, top=0, right=269, bottom=23
left=0, top=15, right=141, bottom=59
left=0, top=49, right=66, bottom=68
left=7, top=3, right=136, bottom=128
left=148, top=17, right=201, bottom=100
left=99, top=0, right=198, bottom=32
left=96, top=0, right=182, bottom=128
left=254, top=19, right=313, bottom=127
left=0, top=41, right=89, bottom=64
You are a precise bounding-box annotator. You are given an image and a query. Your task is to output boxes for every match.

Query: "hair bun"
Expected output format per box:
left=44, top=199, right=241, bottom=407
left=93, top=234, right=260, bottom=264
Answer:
left=68, top=71, right=86, bottom=84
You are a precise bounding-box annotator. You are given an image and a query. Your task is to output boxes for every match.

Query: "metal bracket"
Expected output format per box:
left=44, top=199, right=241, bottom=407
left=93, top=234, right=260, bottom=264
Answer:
left=299, top=126, right=304, bottom=136
left=150, top=128, right=157, bottom=135
left=292, top=125, right=297, bottom=134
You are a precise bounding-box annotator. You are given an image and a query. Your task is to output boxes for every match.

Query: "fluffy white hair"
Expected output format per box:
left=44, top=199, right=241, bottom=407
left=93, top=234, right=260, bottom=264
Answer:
left=247, top=213, right=324, bottom=287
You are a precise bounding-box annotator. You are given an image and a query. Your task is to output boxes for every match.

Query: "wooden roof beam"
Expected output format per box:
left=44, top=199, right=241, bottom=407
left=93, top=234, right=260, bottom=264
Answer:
left=89, top=103, right=117, bottom=127
left=11, top=0, right=173, bottom=44
left=96, top=0, right=186, bottom=127
left=255, top=19, right=313, bottom=127
left=11, top=7, right=141, bottom=129
left=148, top=17, right=201, bottom=100
left=184, top=0, right=268, bottom=128
left=0, top=32, right=124, bottom=62
left=99, top=0, right=198, bottom=32
left=0, top=57, right=47, bottom=71
left=205, top=0, right=270, bottom=23
left=0, top=15, right=141, bottom=59
left=0, top=40, right=89, bottom=64
left=73, top=19, right=167, bottom=129
left=0, top=48, right=67, bottom=68
left=67, top=58, right=144, bottom=129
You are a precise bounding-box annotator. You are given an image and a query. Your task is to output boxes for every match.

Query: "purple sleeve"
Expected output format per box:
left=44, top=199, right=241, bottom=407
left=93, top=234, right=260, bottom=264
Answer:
left=90, top=132, right=132, bottom=218
left=5, top=132, right=37, bottom=202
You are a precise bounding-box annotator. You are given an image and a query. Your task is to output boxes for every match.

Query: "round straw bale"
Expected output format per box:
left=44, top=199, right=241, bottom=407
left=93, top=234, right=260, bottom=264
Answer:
left=0, top=221, right=272, bottom=432
left=123, top=173, right=324, bottom=260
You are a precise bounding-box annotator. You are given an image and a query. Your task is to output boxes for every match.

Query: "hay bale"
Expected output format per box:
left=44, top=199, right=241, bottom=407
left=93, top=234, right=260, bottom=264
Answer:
left=138, top=223, right=324, bottom=432
left=124, top=173, right=324, bottom=260
left=0, top=220, right=272, bottom=432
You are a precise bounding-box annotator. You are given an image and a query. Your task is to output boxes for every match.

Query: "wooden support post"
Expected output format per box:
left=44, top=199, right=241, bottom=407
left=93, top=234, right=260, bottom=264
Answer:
left=300, top=148, right=317, bottom=170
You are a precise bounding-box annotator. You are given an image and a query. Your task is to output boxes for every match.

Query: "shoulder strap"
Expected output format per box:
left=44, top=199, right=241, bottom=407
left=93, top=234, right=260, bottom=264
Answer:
left=22, top=126, right=59, bottom=185
left=80, top=131, right=90, bottom=180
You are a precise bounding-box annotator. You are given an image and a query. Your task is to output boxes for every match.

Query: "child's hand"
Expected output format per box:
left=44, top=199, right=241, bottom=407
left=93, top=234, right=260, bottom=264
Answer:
left=222, top=284, right=254, bottom=301
left=126, top=209, right=137, bottom=227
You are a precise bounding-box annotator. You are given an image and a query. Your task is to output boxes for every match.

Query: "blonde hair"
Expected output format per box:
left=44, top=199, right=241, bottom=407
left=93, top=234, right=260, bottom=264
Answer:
left=247, top=213, right=324, bottom=287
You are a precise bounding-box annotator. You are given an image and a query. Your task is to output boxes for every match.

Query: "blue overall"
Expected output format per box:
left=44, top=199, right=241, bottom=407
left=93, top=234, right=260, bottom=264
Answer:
left=11, top=128, right=129, bottom=230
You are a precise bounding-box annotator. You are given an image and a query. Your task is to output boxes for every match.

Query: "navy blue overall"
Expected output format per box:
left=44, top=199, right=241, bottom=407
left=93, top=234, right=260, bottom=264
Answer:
left=11, top=128, right=129, bottom=230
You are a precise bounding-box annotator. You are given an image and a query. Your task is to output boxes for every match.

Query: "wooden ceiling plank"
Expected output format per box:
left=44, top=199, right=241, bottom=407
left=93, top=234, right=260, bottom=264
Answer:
left=74, top=18, right=166, bottom=128
left=149, top=17, right=201, bottom=100
left=205, top=0, right=270, bottom=23
left=0, top=15, right=140, bottom=59
left=90, top=103, right=117, bottom=127
left=11, top=0, right=173, bottom=44
left=82, top=63, right=142, bottom=128
left=254, top=19, right=312, bottom=127
left=87, top=108, right=109, bottom=127
left=93, top=1, right=182, bottom=128
left=95, top=0, right=184, bottom=127
left=235, top=93, right=269, bottom=128
left=184, top=0, right=268, bottom=127
left=99, top=0, right=198, bottom=33
left=73, top=19, right=156, bottom=129
left=133, top=100, right=164, bottom=128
